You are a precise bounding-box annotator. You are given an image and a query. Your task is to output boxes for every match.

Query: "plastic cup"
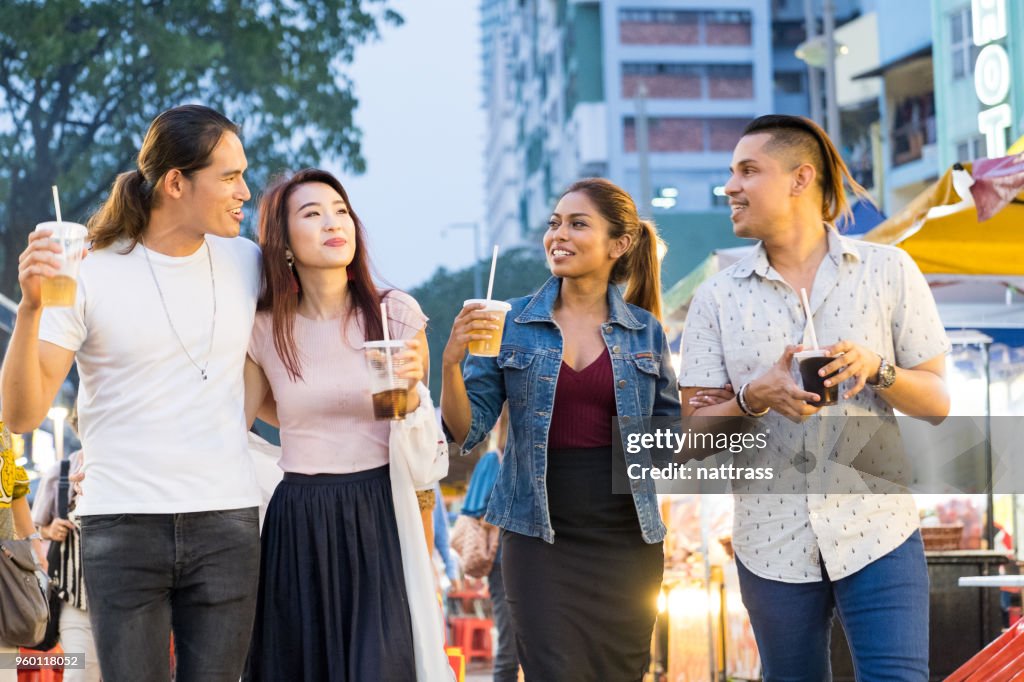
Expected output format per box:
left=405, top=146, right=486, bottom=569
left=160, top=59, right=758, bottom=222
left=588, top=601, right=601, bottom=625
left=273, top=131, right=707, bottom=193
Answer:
left=364, top=340, right=409, bottom=420
left=35, top=221, right=87, bottom=307
left=464, top=299, right=511, bottom=357
left=794, top=349, right=839, bottom=407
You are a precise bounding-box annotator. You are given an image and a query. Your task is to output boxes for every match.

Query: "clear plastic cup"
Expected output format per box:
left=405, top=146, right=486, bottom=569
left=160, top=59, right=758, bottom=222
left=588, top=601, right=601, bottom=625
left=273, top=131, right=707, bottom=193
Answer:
left=794, top=349, right=839, bottom=406
left=363, top=340, right=409, bottom=420
left=35, top=221, right=87, bottom=307
left=464, top=299, right=512, bottom=357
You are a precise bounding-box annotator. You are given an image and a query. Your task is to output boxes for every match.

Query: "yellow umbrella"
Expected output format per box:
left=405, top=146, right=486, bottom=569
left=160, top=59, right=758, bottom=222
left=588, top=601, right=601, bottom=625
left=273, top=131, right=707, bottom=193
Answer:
left=1009, top=134, right=1024, bottom=156
left=863, top=162, right=1024, bottom=275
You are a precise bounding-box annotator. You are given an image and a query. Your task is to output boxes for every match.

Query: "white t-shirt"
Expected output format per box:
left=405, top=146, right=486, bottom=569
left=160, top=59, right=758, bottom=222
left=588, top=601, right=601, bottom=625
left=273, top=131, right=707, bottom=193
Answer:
left=39, top=235, right=263, bottom=515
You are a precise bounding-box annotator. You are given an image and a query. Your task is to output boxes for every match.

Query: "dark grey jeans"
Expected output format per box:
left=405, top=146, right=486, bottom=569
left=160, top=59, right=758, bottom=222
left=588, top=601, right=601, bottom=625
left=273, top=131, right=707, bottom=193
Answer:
left=489, top=544, right=520, bottom=682
left=81, top=508, right=260, bottom=682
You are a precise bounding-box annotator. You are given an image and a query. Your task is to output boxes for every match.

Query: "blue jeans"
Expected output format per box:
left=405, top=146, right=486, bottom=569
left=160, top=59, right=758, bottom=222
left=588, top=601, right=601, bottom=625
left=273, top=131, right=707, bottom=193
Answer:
left=81, top=509, right=260, bottom=682
left=489, top=548, right=520, bottom=682
left=736, top=531, right=928, bottom=682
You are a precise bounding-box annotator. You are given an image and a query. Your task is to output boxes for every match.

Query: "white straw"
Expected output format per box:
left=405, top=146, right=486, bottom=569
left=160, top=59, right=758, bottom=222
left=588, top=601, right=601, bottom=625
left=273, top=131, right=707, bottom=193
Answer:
left=485, top=245, right=499, bottom=301
left=799, top=288, right=819, bottom=350
left=380, top=302, right=395, bottom=384
left=52, top=185, right=63, bottom=224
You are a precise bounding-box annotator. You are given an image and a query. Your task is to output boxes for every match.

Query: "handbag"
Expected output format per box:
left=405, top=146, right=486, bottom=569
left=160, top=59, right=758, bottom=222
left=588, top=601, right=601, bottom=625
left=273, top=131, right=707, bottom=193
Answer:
left=450, top=514, right=499, bottom=579
left=0, top=538, right=49, bottom=647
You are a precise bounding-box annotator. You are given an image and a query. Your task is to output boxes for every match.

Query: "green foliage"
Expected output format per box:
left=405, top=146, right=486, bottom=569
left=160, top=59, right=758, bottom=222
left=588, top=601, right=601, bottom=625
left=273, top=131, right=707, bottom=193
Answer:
left=0, top=0, right=402, bottom=296
left=410, top=246, right=552, bottom=397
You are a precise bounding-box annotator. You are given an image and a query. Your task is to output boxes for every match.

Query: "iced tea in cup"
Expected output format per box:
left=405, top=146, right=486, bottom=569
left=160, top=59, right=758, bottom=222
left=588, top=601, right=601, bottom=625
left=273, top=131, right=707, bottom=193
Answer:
left=464, top=299, right=511, bottom=357
left=364, top=340, right=409, bottom=420
left=35, top=221, right=87, bottom=307
left=794, top=349, right=839, bottom=407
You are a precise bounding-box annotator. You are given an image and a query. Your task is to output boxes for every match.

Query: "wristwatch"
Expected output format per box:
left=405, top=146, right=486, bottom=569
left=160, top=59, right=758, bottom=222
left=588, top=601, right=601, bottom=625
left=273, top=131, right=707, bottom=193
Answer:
left=872, top=355, right=896, bottom=390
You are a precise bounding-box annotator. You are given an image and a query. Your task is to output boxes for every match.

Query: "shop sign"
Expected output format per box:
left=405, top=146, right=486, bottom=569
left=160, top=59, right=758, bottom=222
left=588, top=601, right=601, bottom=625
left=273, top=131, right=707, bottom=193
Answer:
left=973, top=0, right=1012, bottom=157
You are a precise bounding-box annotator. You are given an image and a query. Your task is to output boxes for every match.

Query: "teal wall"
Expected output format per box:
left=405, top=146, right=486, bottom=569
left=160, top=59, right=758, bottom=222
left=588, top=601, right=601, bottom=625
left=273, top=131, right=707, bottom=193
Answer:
left=657, top=212, right=745, bottom=287
left=566, top=1, right=604, bottom=116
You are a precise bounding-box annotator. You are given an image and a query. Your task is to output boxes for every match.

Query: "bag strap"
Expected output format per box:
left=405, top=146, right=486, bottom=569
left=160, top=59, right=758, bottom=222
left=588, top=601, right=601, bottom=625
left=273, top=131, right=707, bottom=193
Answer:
left=57, top=459, right=70, bottom=520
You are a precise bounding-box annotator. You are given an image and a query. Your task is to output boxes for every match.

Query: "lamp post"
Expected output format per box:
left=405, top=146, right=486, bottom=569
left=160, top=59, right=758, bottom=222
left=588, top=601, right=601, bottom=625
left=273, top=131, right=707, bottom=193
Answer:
left=48, top=406, right=69, bottom=462
left=443, top=222, right=483, bottom=300
left=796, top=0, right=846, bottom=145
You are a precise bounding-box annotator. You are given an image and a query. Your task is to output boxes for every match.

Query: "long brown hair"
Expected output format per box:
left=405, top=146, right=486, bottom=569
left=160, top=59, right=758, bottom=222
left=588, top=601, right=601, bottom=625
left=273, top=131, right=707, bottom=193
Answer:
left=560, top=178, right=665, bottom=322
left=742, top=115, right=874, bottom=225
left=256, top=168, right=385, bottom=381
left=88, top=105, right=240, bottom=251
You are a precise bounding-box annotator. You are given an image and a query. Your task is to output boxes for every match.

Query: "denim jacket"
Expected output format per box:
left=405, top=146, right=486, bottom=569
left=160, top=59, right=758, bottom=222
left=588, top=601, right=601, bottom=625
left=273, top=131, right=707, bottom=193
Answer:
left=451, top=277, right=681, bottom=544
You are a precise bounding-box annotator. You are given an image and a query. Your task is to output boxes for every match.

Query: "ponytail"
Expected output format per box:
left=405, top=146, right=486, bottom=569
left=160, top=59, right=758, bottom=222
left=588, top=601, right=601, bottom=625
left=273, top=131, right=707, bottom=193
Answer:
left=88, top=170, right=151, bottom=251
left=621, top=219, right=665, bottom=323
left=86, top=105, right=240, bottom=252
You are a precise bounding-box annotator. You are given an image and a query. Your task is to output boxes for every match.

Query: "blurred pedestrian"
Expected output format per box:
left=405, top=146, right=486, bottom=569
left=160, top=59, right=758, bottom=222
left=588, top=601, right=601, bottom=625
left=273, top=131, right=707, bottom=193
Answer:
left=459, top=406, right=519, bottom=682
left=33, top=443, right=99, bottom=682
left=1, top=419, right=46, bottom=682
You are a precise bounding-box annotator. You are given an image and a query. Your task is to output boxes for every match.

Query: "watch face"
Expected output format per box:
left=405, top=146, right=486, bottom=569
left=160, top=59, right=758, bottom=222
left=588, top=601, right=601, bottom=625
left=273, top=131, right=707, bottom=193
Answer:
left=880, top=362, right=896, bottom=387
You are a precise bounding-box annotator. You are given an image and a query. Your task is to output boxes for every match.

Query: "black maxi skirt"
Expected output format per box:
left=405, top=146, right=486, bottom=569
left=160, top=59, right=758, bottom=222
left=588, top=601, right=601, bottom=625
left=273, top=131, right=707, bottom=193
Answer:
left=501, top=446, right=664, bottom=682
left=243, top=465, right=416, bottom=682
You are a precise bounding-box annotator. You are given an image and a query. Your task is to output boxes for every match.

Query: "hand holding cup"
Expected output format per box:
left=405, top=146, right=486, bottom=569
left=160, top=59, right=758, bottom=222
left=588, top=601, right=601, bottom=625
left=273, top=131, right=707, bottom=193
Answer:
left=18, top=229, right=65, bottom=310
left=442, top=302, right=506, bottom=366
left=18, top=223, right=88, bottom=309
left=746, top=345, right=823, bottom=423
left=819, top=340, right=882, bottom=400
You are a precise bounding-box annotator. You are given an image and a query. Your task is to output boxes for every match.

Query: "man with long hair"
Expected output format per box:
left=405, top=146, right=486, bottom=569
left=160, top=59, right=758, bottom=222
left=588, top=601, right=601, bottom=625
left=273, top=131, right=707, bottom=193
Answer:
left=680, top=115, right=949, bottom=680
left=1, top=105, right=262, bottom=681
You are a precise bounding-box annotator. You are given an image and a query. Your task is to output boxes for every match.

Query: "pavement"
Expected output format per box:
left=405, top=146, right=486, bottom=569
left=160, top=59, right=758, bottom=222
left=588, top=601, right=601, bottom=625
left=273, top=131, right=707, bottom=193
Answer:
left=464, top=663, right=494, bottom=681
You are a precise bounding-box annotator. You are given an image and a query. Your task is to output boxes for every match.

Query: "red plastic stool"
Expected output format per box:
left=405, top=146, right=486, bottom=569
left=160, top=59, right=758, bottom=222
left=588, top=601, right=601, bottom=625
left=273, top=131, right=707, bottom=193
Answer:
left=449, top=617, right=493, bottom=663
left=17, top=644, right=64, bottom=682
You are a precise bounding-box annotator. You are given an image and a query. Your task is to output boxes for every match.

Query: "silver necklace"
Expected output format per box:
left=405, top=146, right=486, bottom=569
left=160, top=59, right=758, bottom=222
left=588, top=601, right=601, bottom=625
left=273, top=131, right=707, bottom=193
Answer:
left=140, top=239, right=217, bottom=381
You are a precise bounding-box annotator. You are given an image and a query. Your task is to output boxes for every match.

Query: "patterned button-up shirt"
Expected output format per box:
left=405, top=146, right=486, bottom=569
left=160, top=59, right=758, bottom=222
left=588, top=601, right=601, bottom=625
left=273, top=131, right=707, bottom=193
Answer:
left=679, top=228, right=950, bottom=582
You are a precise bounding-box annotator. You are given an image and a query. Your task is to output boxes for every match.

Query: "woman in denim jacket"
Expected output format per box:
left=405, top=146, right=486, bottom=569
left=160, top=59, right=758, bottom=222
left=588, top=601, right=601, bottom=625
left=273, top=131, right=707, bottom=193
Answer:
left=442, top=178, right=682, bottom=681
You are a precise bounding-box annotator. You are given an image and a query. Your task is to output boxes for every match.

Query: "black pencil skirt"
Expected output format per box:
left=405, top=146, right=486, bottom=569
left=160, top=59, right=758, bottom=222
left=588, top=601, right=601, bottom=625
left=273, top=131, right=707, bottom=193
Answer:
left=501, top=447, right=664, bottom=682
left=243, top=465, right=416, bottom=682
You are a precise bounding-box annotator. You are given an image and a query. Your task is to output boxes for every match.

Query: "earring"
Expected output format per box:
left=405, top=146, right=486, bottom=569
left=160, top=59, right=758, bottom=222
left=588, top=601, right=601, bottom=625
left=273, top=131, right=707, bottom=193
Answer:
left=285, top=250, right=299, bottom=294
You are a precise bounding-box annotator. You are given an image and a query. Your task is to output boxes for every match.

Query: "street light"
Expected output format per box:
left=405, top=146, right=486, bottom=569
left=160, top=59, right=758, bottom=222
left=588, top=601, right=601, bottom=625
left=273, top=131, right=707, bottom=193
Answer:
left=48, top=406, right=69, bottom=463
left=442, top=222, right=483, bottom=299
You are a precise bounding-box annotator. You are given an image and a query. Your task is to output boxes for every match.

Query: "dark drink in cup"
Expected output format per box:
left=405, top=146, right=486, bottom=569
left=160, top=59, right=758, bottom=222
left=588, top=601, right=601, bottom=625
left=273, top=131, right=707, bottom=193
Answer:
left=372, top=388, right=408, bottom=420
left=364, top=340, right=409, bottom=420
left=795, top=350, right=839, bottom=407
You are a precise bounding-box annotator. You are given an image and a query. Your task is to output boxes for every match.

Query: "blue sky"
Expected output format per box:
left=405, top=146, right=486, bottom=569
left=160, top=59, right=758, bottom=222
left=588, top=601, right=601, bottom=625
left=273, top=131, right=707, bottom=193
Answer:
left=336, top=0, right=486, bottom=290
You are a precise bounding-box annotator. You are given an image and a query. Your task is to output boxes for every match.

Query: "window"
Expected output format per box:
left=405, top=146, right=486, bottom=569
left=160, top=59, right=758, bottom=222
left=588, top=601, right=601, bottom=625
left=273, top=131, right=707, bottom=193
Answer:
left=774, top=71, right=804, bottom=94
left=619, top=9, right=698, bottom=24
left=619, top=9, right=750, bottom=46
left=621, top=63, right=752, bottom=100
left=950, top=7, right=979, bottom=80
left=955, top=136, right=985, bottom=162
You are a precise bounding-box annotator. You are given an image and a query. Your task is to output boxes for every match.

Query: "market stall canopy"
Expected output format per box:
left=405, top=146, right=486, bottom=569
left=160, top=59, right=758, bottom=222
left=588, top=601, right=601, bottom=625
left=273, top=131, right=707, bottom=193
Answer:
left=862, top=158, right=1024, bottom=275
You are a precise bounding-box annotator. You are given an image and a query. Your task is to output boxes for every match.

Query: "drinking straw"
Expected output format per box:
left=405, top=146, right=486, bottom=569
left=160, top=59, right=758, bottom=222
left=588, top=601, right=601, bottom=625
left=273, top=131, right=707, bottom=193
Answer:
left=799, top=288, right=819, bottom=350
left=380, top=302, right=395, bottom=384
left=485, top=245, right=499, bottom=301
left=52, top=185, right=63, bottom=224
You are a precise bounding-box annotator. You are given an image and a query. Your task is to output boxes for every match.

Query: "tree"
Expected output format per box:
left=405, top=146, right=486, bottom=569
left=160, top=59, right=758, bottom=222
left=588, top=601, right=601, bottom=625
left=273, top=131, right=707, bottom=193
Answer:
left=411, top=246, right=552, bottom=398
left=0, top=0, right=402, bottom=297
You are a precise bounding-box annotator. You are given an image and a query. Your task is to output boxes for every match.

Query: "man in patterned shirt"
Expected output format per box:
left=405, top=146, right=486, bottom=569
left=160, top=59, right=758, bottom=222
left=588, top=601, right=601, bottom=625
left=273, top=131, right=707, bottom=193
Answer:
left=680, top=115, right=950, bottom=681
